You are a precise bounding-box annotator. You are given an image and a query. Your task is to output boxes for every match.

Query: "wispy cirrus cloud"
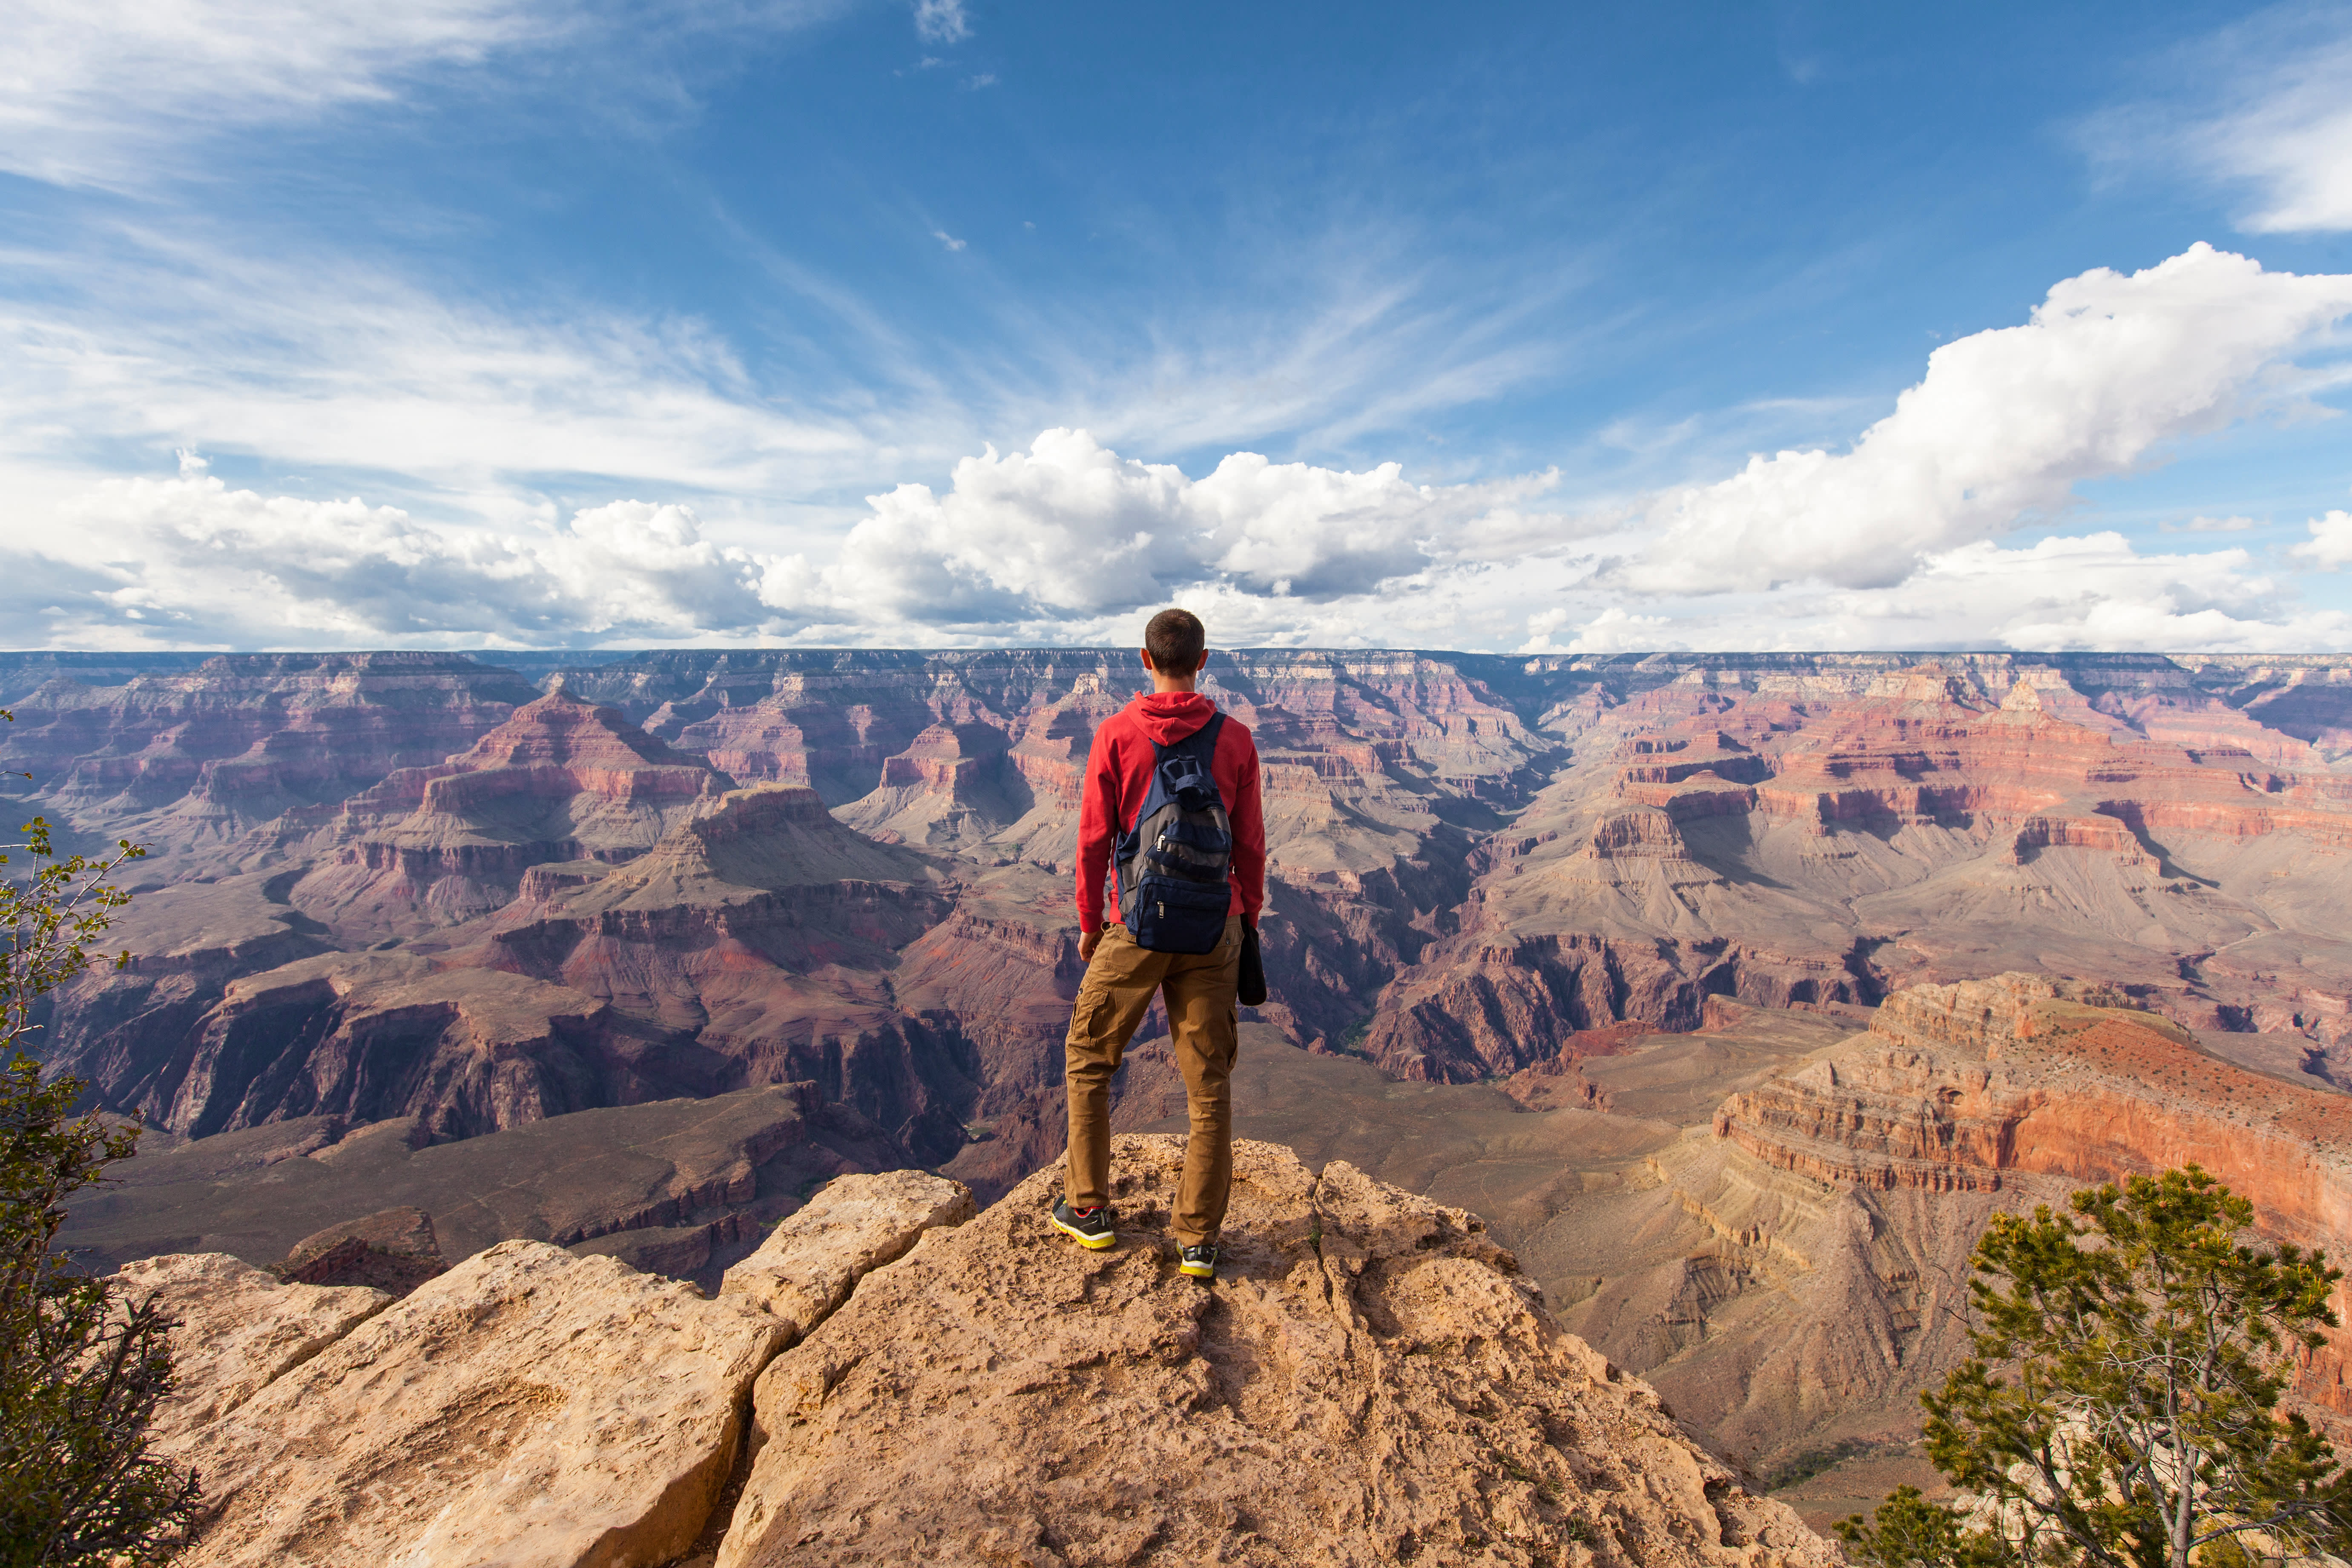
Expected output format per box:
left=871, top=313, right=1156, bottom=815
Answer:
left=0, top=0, right=856, bottom=190
left=2086, top=2, right=2352, bottom=235
left=0, top=204, right=1597, bottom=536
left=0, top=226, right=882, bottom=513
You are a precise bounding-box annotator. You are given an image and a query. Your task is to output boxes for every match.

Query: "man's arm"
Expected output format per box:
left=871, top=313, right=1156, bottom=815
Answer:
left=1228, top=727, right=1265, bottom=920
left=1074, top=729, right=1119, bottom=962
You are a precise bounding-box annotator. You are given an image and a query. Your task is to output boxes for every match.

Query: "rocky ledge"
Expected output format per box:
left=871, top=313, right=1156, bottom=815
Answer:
left=129, top=1139, right=1829, bottom=1568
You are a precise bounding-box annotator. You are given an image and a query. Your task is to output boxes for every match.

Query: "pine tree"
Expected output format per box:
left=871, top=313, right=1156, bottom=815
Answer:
left=1840, top=1167, right=2352, bottom=1568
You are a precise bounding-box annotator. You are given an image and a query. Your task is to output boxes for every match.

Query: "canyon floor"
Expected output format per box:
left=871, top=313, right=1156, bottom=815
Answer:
left=16, top=647, right=2352, bottom=1504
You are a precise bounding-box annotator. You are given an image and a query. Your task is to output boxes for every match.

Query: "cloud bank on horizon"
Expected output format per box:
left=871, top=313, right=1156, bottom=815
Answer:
left=4, top=0, right=2352, bottom=655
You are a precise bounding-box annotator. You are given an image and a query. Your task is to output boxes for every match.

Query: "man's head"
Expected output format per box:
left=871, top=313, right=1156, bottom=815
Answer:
left=1143, top=608, right=1206, bottom=677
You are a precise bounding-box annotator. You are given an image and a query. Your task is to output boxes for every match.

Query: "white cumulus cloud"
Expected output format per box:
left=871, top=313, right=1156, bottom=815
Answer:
left=11, top=248, right=2352, bottom=657
left=2, top=431, right=1567, bottom=648
left=1610, top=245, right=2352, bottom=595
left=8, top=466, right=800, bottom=648
left=785, top=428, right=1562, bottom=627
left=2292, top=510, right=2352, bottom=570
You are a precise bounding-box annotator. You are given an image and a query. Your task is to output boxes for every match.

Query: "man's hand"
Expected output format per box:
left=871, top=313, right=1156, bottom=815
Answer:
left=1078, top=923, right=1103, bottom=964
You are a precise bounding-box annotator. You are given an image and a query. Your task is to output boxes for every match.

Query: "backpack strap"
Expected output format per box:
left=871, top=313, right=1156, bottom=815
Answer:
left=1184, top=711, right=1226, bottom=764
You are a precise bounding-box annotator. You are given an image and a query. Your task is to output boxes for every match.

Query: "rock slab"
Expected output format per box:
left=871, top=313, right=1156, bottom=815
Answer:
left=180, top=1239, right=786, bottom=1568
left=115, top=1253, right=392, bottom=1451
left=720, top=1169, right=976, bottom=1340
left=716, top=1135, right=1833, bottom=1568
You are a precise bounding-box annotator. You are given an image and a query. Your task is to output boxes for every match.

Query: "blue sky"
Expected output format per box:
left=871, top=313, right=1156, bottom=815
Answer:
left=4, top=0, right=2351, bottom=651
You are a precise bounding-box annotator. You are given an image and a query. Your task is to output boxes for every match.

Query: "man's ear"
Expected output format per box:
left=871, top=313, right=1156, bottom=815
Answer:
left=1138, top=647, right=1155, bottom=674
left=1192, top=650, right=1209, bottom=674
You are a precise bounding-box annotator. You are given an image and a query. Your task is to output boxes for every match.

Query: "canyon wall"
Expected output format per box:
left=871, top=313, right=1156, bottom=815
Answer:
left=16, top=647, right=2352, bottom=1210
left=1530, top=975, right=2352, bottom=1483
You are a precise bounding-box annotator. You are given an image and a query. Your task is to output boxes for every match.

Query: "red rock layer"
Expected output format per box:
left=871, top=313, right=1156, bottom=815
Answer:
left=285, top=695, right=732, bottom=934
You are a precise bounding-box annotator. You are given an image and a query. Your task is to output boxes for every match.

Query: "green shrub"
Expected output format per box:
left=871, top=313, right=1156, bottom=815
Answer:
left=0, top=798, right=195, bottom=1565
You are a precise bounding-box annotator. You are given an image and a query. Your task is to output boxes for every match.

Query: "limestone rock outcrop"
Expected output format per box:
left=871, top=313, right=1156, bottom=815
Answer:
left=715, top=1136, right=1832, bottom=1568
left=719, top=1168, right=975, bottom=1340
left=136, top=1143, right=1831, bottom=1567
left=178, top=1241, right=784, bottom=1568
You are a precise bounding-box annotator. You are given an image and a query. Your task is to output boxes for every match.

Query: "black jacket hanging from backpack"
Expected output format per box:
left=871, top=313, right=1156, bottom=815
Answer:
left=1112, top=713, right=1235, bottom=956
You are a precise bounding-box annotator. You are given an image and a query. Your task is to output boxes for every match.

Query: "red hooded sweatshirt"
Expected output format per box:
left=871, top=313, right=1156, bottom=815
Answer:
left=1076, top=691, right=1264, bottom=929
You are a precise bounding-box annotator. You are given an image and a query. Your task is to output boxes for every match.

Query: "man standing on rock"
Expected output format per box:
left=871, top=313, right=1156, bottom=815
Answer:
left=1054, top=608, right=1264, bottom=1283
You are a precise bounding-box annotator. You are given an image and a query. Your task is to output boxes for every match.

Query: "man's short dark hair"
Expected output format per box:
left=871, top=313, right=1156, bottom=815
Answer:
left=1144, top=608, right=1206, bottom=672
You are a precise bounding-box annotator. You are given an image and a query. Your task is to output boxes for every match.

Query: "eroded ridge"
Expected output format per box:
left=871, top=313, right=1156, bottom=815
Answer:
left=1694, top=974, right=2352, bottom=1431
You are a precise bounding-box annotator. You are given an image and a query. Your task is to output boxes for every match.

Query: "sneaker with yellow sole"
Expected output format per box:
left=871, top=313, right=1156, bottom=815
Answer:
left=1050, top=1197, right=1115, bottom=1250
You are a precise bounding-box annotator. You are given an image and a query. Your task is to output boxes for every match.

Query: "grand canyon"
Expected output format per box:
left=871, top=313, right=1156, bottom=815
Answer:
left=15, top=645, right=2352, bottom=1551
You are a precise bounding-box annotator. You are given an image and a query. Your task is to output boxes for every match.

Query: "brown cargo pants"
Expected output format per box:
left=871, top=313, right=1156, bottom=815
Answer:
left=1063, top=915, right=1241, bottom=1247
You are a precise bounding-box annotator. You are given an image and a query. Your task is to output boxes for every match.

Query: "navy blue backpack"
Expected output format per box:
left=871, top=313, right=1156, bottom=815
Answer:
left=1113, top=713, right=1235, bottom=955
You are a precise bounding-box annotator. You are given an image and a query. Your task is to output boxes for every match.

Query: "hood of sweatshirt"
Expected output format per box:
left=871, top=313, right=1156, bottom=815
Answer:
left=1130, top=691, right=1216, bottom=745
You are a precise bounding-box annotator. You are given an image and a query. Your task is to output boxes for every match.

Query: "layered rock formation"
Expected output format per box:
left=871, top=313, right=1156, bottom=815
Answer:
left=37, top=647, right=2352, bottom=1125
left=0, top=652, right=539, bottom=870
left=281, top=691, right=733, bottom=937
left=84, top=950, right=623, bottom=1142
left=1364, top=657, right=2352, bottom=1081
left=276, top=1205, right=446, bottom=1294
left=475, top=783, right=973, bottom=1163
left=133, top=1142, right=1830, bottom=1568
